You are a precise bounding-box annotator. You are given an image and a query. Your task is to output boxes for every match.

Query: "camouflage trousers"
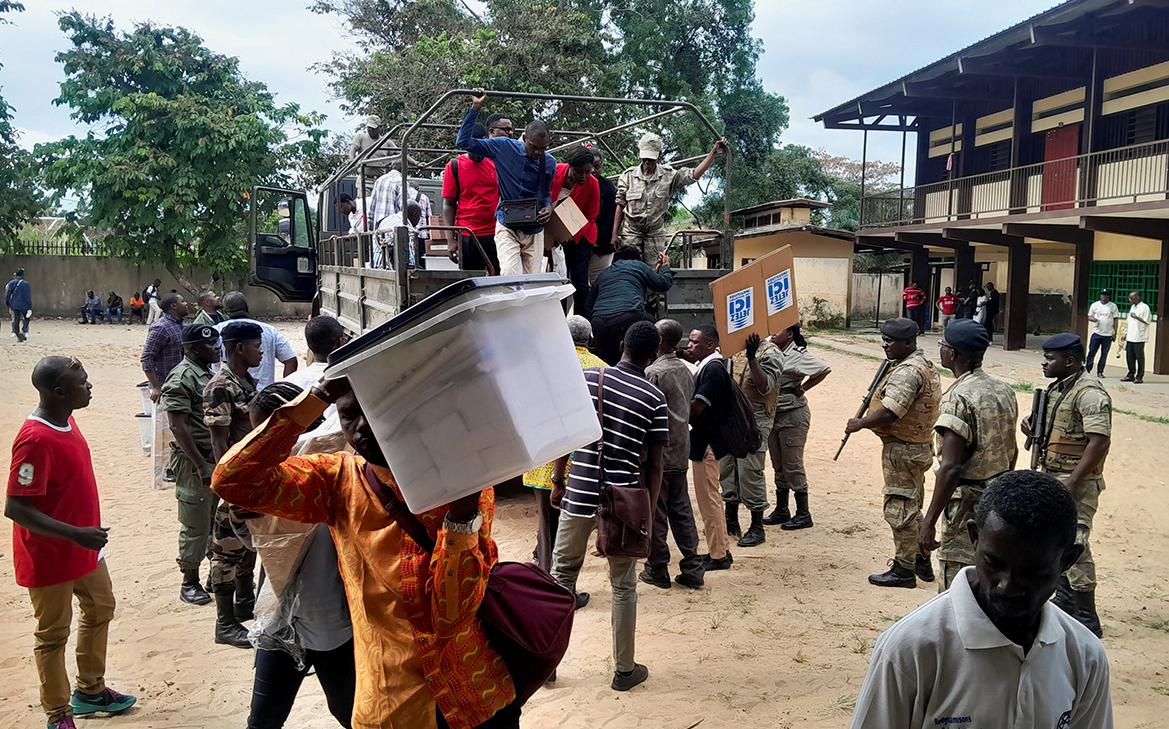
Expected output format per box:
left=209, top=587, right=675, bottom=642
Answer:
left=209, top=501, right=256, bottom=590
left=719, top=409, right=774, bottom=513
left=173, top=450, right=218, bottom=576
left=617, top=230, right=670, bottom=264
left=1053, top=472, right=1105, bottom=591
left=880, top=441, right=933, bottom=570
left=936, top=481, right=987, bottom=592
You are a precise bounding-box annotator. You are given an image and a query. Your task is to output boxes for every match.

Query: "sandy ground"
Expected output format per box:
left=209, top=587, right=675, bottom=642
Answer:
left=2, top=319, right=1169, bottom=729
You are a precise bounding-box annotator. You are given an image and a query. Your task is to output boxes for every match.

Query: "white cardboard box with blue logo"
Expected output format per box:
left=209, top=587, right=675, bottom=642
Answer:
left=709, top=245, right=799, bottom=355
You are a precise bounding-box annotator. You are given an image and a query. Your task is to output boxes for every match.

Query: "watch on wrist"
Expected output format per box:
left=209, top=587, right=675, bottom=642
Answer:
left=550, top=476, right=566, bottom=485
left=444, top=512, right=483, bottom=534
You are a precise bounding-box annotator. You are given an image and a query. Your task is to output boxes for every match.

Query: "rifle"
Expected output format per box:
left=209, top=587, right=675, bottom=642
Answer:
left=1026, top=387, right=1049, bottom=470
left=834, top=359, right=893, bottom=461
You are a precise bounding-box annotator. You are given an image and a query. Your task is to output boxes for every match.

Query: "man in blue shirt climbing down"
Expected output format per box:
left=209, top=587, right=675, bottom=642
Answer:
left=456, top=89, right=557, bottom=276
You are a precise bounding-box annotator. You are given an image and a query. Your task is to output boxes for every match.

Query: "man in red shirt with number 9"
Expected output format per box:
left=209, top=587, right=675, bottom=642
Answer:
left=6, top=356, right=137, bottom=729
left=935, top=286, right=960, bottom=330
left=902, top=281, right=927, bottom=331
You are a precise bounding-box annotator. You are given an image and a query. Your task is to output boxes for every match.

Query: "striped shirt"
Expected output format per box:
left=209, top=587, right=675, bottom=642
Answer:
left=562, top=362, right=670, bottom=519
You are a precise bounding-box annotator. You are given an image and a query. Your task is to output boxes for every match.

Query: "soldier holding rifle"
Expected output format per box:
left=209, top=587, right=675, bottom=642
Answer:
left=917, top=320, right=1018, bottom=590
left=1022, top=333, right=1112, bottom=637
left=843, top=318, right=940, bottom=588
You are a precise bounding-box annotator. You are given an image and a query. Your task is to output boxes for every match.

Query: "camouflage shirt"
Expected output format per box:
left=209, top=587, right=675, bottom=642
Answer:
left=871, top=349, right=941, bottom=445
left=935, top=368, right=1019, bottom=481
left=160, top=356, right=214, bottom=462
left=203, top=366, right=258, bottom=448
left=729, top=341, right=785, bottom=416
left=615, top=163, right=695, bottom=235
left=1041, top=372, right=1111, bottom=476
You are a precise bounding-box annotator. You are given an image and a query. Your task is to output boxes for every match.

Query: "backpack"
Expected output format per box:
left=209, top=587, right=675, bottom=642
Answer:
left=701, top=358, right=762, bottom=459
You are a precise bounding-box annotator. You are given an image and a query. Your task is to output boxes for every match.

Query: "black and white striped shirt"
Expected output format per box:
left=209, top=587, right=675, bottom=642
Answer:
left=562, top=362, right=670, bottom=519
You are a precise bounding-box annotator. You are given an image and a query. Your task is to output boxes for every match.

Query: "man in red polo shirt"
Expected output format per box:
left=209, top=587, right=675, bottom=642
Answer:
left=442, top=122, right=500, bottom=273
left=6, top=356, right=137, bottom=729
left=902, top=281, right=927, bottom=331
left=935, top=286, right=960, bottom=330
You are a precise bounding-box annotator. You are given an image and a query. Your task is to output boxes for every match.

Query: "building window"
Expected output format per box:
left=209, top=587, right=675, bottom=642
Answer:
left=1099, top=102, right=1169, bottom=150
left=1088, top=260, right=1159, bottom=313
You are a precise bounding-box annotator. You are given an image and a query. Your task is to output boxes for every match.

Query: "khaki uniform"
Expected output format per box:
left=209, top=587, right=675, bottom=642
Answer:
left=1039, top=373, right=1111, bottom=591
left=933, top=368, right=1019, bottom=589
left=870, top=350, right=940, bottom=570
left=719, top=342, right=784, bottom=512
left=159, top=357, right=217, bottom=575
left=203, top=367, right=258, bottom=589
left=768, top=345, right=831, bottom=493
left=615, top=163, right=695, bottom=263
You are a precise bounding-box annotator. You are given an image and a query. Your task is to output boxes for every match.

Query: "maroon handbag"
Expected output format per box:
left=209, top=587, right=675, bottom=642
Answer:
left=362, top=465, right=575, bottom=706
left=592, top=368, right=653, bottom=559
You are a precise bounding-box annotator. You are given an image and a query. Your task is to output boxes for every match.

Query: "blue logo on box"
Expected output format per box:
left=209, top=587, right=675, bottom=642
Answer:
left=727, top=287, right=754, bottom=333
left=766, top=270, right=792, bottom=317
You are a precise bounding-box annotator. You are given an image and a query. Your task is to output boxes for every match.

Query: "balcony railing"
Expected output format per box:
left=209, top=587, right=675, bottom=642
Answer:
left=860, top=139, right=1169, bottom=228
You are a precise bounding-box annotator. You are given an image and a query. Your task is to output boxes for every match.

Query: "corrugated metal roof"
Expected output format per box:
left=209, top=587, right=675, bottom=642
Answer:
left=814, top=0, right=1120, bottom=123
left=731, top=198, right=832, bottom=216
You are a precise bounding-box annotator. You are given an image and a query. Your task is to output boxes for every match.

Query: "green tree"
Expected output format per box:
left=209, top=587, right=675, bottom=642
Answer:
left=36, top=13, right=324, bottom=290
left=0, top=1, right=45, bottom=243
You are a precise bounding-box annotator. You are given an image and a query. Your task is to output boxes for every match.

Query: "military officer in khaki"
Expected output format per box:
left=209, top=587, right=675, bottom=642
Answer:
left=845, top=318, right=940, bottom=588
left=721, top=333, right=785, bottom=548
left=1022, top=332, right=1111, bottom=637
left=160, top=323, right=221, bottom=606
left=612, top=133, right=727, bottom=264
left=918, top=319, right=1018, bottom=590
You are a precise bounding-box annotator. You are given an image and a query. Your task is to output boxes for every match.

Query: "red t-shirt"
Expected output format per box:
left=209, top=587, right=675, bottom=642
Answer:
left=937, top=294, right=960, bottom=316
left=7, top=416, right=101, bottom=588
left=903, top=287, right=926, bottom=308
left=441, top=155, right=499, bottom=237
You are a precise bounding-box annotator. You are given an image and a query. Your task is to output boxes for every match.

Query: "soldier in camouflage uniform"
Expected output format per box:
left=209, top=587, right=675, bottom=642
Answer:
left=203, top=321, right=264, bottom=649
left=160, top=324, right=222, bottom=607
left=720, top=333, right=785, bottom=547
left=1023, top=332, right=1111, bottom=637
left=845, top=318, right=940, bottom=588
left=918, top=319, right=1018, bottom=591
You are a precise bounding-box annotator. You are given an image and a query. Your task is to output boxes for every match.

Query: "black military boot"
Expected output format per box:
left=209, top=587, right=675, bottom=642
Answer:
left=234, top=575, right=256, bottom=622
left=868, top=560, right=917, bottom=588
left=762, top=488, right=791, bottom=526
left=180, top=570, right=211, bottom=606
left=1073, top=589, right=1104, bottom=638
left=1051, top=575, right=1076, bottom=615
left=915, top=554, right=936, bottom=583
left=737, top=510, right=767, bottom=548
left=724, top=502, right=741, bottom=539
left=782, top=492, right=813, bottom=530
left=214, top=586, right=253, bottom=649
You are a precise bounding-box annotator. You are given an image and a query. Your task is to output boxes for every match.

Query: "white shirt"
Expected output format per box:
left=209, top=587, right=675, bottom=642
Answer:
left=215, top=317, right=297, bottom=391
left=280, top=360, right=337, bottom=420
left=850, top=567, right=1112, bottom=729
left=370, top=212, right=419, bottom=269
left=1088, top=301, right=1120, bottom=337
left=347, top=197, right=369, bottom=233
left=1126, top=301, right=1151, bottom=343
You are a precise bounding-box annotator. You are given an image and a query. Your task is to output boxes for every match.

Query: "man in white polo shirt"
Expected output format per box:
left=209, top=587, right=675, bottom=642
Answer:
left=850, top=470, right=1113, bottom=729
left=1122, top=290, right=1152, bottom=384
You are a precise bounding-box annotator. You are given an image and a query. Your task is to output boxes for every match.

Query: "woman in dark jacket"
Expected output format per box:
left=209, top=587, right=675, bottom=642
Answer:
left=586, top=244, right=674, bottom=364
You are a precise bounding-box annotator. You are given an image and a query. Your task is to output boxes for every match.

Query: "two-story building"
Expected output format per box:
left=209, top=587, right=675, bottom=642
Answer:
left=815, top=0, right=1169, bottom=373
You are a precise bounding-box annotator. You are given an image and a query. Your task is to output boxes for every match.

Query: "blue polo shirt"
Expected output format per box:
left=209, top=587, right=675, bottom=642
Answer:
left=455, top=107, right=555, bottom=232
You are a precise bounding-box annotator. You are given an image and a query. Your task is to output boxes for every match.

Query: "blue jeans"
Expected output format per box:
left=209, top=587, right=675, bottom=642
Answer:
left=108, top=307, right=123, bottom=324
left=1085, top=333, right=1112, bottom=375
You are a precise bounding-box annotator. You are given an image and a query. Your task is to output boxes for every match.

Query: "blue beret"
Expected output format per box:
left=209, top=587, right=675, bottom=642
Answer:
left=221, top=321, right=264, bottom=343
left=880, top=317, right=919, bottom=340
left=182, top=323, right=220, bottom=345
left=942, top=319, right=990, bottom=353
left=1042, top=332, right=1083, bottom=351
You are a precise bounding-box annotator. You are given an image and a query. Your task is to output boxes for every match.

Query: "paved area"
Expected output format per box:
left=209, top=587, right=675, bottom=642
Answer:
left=812, top=329, right=1169, bottom=423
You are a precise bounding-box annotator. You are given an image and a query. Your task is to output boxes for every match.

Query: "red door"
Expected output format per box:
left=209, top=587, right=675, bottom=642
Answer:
left=1041, top=124, right=1080, bottom=211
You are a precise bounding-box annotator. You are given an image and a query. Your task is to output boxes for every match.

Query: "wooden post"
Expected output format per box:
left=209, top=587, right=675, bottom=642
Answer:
left=1155, top=240, right=1169, bottom=374
left=954, top=243, right=977, bottom=292
left=1004, top=241, right=1031, bottom=351
left=1071, top=237, right=1094, bottom=338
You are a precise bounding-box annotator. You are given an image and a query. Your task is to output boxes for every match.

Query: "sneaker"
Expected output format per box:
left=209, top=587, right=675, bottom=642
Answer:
left=1121, top=376, right=1135, bottom=382
left=638, top=568, right=672, bottom=589
left=70, top=687, right=137, bottom=716
left=47, top=714, right=77, bottom=729
left=611, top=663, right=649, bottom=691
left=1134, top=378, right=1144, bottom=384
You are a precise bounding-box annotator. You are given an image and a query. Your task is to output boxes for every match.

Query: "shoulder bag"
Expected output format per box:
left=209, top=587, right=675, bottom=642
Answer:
left=592, top=368, right=654, bottom=558
left=361, top=465, right=574, bottom=706
left=501, top=153, right=548, bottom=227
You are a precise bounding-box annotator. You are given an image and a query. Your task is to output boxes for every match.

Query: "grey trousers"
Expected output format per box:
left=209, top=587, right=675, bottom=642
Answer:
left=646, top=470, right=703, bottom=577
left=550, top=511, right=639, bottom=672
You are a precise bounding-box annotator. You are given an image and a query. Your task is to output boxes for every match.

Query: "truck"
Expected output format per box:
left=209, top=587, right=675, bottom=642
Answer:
left=247, top=89, right=733, bottom=335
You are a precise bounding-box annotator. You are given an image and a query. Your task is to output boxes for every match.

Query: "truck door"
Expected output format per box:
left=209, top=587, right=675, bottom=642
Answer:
left=250, top=186, right=317, bottom=302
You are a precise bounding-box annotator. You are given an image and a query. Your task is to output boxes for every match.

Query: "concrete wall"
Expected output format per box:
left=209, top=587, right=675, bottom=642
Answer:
left=733, top=231, right=853, bottom=326
left=851, top=273, right=903, bottom=323
left=2, top=255, right=310, bottom=318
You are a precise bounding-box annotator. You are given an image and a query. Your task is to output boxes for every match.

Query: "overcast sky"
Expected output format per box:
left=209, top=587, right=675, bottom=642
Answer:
left=2, top=0, right=1056, bottom=174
